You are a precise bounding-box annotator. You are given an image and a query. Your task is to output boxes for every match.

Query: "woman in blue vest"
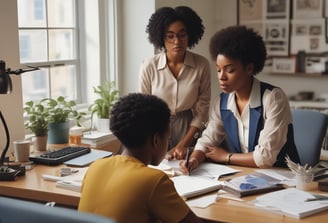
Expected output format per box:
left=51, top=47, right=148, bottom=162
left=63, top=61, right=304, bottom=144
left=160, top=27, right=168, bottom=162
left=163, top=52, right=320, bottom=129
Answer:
left=181, top=25, right=300, bottom=174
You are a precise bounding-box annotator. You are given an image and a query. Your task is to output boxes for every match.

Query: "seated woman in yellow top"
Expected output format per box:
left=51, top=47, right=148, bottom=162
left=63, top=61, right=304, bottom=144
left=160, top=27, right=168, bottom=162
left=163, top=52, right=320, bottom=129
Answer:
left=78, top=93, right=203, bottom=223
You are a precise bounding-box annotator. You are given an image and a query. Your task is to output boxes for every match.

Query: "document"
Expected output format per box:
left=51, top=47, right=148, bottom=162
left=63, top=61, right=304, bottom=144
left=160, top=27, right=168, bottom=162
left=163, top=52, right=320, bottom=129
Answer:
left=170, top=175, right=223, bottom=200
left=150, top=159, right=240, bottom=179
left=253, top=188, right=328, bottom=219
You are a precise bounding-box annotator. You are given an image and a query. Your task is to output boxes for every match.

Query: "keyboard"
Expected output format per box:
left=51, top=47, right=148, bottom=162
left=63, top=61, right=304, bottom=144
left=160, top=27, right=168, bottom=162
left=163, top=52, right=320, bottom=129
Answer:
left=29, top=146, right=91, bottom=165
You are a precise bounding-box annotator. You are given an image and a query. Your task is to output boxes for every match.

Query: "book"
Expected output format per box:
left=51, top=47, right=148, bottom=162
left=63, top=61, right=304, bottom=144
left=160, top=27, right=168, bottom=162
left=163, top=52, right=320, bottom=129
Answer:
left=222, top=172, right=284, bottom=197
left=253, top=188, right=328, bottom=219
left=170, top=175, right=223, bottom=200
left=81, top=131, right=116, bottom=147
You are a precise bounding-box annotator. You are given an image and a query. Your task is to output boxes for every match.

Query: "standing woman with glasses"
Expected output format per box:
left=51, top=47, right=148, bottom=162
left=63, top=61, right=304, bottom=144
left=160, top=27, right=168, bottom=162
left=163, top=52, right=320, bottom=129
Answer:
left=139, top=6, right=211, bottom=160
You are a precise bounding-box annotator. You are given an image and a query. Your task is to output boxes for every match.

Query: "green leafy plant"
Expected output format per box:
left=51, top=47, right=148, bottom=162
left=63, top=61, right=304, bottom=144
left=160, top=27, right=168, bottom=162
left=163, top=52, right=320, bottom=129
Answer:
left=89, top=81, right=119, bottom=119
left=24, top=96, right=86, bottom=136
left=24, top=101, right=49, bottom=136
left=41, top=96, right=86, bottom=125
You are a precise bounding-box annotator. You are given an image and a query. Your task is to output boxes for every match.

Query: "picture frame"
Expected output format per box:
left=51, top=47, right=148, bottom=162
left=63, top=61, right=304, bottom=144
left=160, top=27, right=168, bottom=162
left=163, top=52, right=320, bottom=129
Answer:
left=291, top=18, right=328, bottom=54
left=237, top=0, right=264, bottom=22
left=272, top=57, right=296, bottom=73
left=293, top=0, right=323, bottom=19
left=266, top=0, right=290, bottom=19
left=264, top=20, right=290, bottom=56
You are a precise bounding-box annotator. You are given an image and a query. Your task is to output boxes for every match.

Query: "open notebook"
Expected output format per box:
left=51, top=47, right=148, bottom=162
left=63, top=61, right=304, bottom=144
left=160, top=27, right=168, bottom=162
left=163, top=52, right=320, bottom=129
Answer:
left=171, top=175, right=223, bottom=200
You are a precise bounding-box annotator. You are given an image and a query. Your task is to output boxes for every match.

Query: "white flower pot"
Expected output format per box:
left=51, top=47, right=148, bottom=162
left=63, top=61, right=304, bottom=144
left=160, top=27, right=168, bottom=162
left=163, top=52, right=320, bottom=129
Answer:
left=97, top=118, right=110, bottom=133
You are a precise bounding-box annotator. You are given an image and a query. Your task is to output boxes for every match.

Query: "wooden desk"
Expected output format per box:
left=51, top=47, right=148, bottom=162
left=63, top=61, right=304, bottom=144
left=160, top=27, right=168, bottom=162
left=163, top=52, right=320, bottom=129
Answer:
left=190, top=166, right=328, bottom=223
left=0, top=164, right=327, bottom=223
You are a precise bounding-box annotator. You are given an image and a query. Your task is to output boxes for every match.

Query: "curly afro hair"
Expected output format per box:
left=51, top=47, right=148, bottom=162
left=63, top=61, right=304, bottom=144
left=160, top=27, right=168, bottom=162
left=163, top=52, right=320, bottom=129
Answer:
left=209, top=25, right=267, bottom=75
left=146, top=6, right=204, bottom=50
left=110, top=93, right=170, bottom=149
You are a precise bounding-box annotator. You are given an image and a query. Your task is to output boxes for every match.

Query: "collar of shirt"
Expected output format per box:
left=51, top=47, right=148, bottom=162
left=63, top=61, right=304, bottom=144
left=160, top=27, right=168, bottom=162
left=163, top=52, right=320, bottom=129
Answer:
left=157, top=51, right=196, bottom=70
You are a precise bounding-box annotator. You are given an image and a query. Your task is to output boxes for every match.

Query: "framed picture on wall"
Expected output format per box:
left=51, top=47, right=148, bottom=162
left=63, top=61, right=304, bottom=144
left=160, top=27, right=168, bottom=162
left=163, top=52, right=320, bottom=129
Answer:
left=264, top=20, right=290, bottom=56
left=266, top=0, right=290, bottom=19
left=238, top=0, right=264, bottom=22
left=272, top=57, right=296, bottom=73
left=291, top=19, right=328, bottom=54
left=293, top=0, right=323, bottom=19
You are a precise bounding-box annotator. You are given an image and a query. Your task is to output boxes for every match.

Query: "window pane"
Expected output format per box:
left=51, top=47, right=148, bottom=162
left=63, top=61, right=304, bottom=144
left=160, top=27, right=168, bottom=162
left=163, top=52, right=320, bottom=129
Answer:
left=19, top=30, right=48, bottom=63
left=17, top=0, right=46, bottom=27
left=22, top=68, right=49, bottom=102
left=49, top=29, right=74, bottom=60
left=50, top=65, right=76, bottom=100
left=48, top=0, right=75, bottom=27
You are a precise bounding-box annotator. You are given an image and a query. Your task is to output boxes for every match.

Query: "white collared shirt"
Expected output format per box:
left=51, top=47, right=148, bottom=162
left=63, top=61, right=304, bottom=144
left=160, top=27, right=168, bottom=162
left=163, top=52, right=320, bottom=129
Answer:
left=195, top=78, right=292, bottom=167
left=138, top=51, right=211, bottom=129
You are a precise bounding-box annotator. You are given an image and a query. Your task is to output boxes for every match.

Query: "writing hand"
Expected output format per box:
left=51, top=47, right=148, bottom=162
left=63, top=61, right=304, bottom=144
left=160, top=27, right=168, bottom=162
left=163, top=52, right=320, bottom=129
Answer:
left=179, top=157, right=199, bottom=175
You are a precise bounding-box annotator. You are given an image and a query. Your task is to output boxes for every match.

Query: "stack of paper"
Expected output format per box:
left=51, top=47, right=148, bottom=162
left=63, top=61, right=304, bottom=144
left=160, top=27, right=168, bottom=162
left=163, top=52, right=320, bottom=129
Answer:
left=253, top=188, right=328, bottom=219
left=81, top=131, right=116, bottom=147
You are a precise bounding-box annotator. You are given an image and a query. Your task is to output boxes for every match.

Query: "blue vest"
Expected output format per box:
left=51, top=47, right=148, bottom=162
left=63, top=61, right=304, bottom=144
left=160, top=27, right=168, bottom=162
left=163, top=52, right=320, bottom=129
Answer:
left=219, top=82, right=300, bottom=167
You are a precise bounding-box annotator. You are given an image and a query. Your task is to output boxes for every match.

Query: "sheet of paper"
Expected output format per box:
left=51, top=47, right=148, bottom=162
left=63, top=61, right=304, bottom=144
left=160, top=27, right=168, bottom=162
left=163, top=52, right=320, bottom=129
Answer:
left=186, top=193, right=218, bottom=208
left=253, top=188, right=328, bottom=219
left=160, top=159, right=240, bottom=179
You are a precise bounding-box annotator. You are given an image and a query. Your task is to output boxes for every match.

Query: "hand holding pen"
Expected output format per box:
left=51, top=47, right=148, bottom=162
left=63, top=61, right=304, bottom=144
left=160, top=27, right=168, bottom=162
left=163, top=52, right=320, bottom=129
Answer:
left=185, top=147, right=192, bottom=175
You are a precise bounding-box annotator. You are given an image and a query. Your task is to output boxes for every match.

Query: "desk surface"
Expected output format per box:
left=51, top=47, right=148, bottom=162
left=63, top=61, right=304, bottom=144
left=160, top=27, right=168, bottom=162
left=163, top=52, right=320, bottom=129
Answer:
left=0, top=164, right=327, bottom=223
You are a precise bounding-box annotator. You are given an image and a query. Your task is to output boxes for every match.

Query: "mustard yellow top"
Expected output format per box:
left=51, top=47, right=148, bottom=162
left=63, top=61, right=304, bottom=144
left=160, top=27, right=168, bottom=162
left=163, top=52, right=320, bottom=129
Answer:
left=78, top=155, right=189, bottom=223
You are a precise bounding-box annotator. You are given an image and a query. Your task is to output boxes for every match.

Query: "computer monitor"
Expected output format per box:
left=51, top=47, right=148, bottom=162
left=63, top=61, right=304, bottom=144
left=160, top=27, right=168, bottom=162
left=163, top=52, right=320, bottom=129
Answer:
left=0, top=196, right=116, bottom=223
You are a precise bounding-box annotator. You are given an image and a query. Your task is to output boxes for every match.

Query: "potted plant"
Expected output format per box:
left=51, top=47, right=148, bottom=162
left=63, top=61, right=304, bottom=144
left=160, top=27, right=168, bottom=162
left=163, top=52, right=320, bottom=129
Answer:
left=25, top=96, right=86, bottom=145
left=42, top=96, right=86, bottom=144
left=89, top=81, right=119, bottom=132
left=24, top=101, right=49, bottom=151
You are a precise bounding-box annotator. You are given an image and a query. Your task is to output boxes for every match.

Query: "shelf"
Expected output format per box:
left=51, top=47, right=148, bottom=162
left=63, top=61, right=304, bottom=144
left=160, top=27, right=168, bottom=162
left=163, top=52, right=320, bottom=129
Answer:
left=289, top=100, right=328, bottom=111
left=270, top=72, right=328, bottom=77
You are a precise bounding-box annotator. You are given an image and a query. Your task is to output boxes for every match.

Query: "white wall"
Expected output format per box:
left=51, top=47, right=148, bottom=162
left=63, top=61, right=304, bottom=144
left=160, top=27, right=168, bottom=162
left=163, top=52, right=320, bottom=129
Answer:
left=0, top=0, right=25, bottom=155
left=119, top=0, right=328, bottom=102
left=117, top=0, right=155, bottom=94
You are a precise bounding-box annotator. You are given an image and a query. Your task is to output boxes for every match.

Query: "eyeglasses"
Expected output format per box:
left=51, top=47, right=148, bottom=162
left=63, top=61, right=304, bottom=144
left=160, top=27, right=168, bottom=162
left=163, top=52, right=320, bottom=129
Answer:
left=164, top=31, right=188, bottom=43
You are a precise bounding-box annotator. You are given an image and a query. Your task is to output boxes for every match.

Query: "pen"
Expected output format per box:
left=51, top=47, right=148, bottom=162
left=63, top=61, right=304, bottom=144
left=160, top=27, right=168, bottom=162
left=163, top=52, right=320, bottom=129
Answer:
left=305, top=196, right=328, bottom=202
left=185, top=147, right=192, bottom=175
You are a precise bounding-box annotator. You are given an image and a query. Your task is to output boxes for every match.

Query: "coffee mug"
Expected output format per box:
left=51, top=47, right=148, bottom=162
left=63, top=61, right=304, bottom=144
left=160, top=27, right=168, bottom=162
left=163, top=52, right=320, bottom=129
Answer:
left=13, top=140, right=31, bottom=162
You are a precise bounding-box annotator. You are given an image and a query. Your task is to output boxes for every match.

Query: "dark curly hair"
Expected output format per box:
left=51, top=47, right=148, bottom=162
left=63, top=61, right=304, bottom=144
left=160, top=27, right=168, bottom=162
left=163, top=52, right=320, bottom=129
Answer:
left=209, top=25, right=267, bottom=75
left=146, top=6, right=204, bottom=50
left=110, top=93, right=170, bottom=149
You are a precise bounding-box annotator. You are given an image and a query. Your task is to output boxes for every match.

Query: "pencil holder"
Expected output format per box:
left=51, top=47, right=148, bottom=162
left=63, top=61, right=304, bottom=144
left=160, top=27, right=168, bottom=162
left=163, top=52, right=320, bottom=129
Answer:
left=295, top=172, right=317, bottom=191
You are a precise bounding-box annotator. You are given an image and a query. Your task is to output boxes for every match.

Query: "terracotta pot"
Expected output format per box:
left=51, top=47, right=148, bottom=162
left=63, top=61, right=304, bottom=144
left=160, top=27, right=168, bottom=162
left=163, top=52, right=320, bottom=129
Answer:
left=33, top=135, right=48, bottom=151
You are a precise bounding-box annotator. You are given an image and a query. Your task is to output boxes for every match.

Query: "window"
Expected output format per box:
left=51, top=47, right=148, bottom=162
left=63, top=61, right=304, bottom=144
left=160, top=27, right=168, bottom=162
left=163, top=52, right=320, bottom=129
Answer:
left=17, top=0, right=79, bottom=103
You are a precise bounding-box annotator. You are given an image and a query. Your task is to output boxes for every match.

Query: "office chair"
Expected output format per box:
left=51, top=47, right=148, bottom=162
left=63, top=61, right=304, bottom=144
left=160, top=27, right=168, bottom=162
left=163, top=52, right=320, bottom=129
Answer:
left=0, top=196, right=116, bottom=223
left=291, top=109, right=328, bottom=166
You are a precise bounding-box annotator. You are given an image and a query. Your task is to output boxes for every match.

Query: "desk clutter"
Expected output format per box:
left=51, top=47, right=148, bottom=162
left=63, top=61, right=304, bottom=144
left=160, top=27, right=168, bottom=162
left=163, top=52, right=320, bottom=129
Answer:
left=36, top=155, right=328, bottom=220
left=151, top=159, right=328, bottom=219
left=81, top=131, right=116, bottom=147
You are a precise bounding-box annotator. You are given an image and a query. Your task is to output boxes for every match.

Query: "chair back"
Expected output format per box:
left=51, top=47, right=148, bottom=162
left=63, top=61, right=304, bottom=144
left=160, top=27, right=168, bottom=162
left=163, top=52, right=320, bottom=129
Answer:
left=291, top=109, right=328, bottom=166
left=0, top=196, right=116, bottom=223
